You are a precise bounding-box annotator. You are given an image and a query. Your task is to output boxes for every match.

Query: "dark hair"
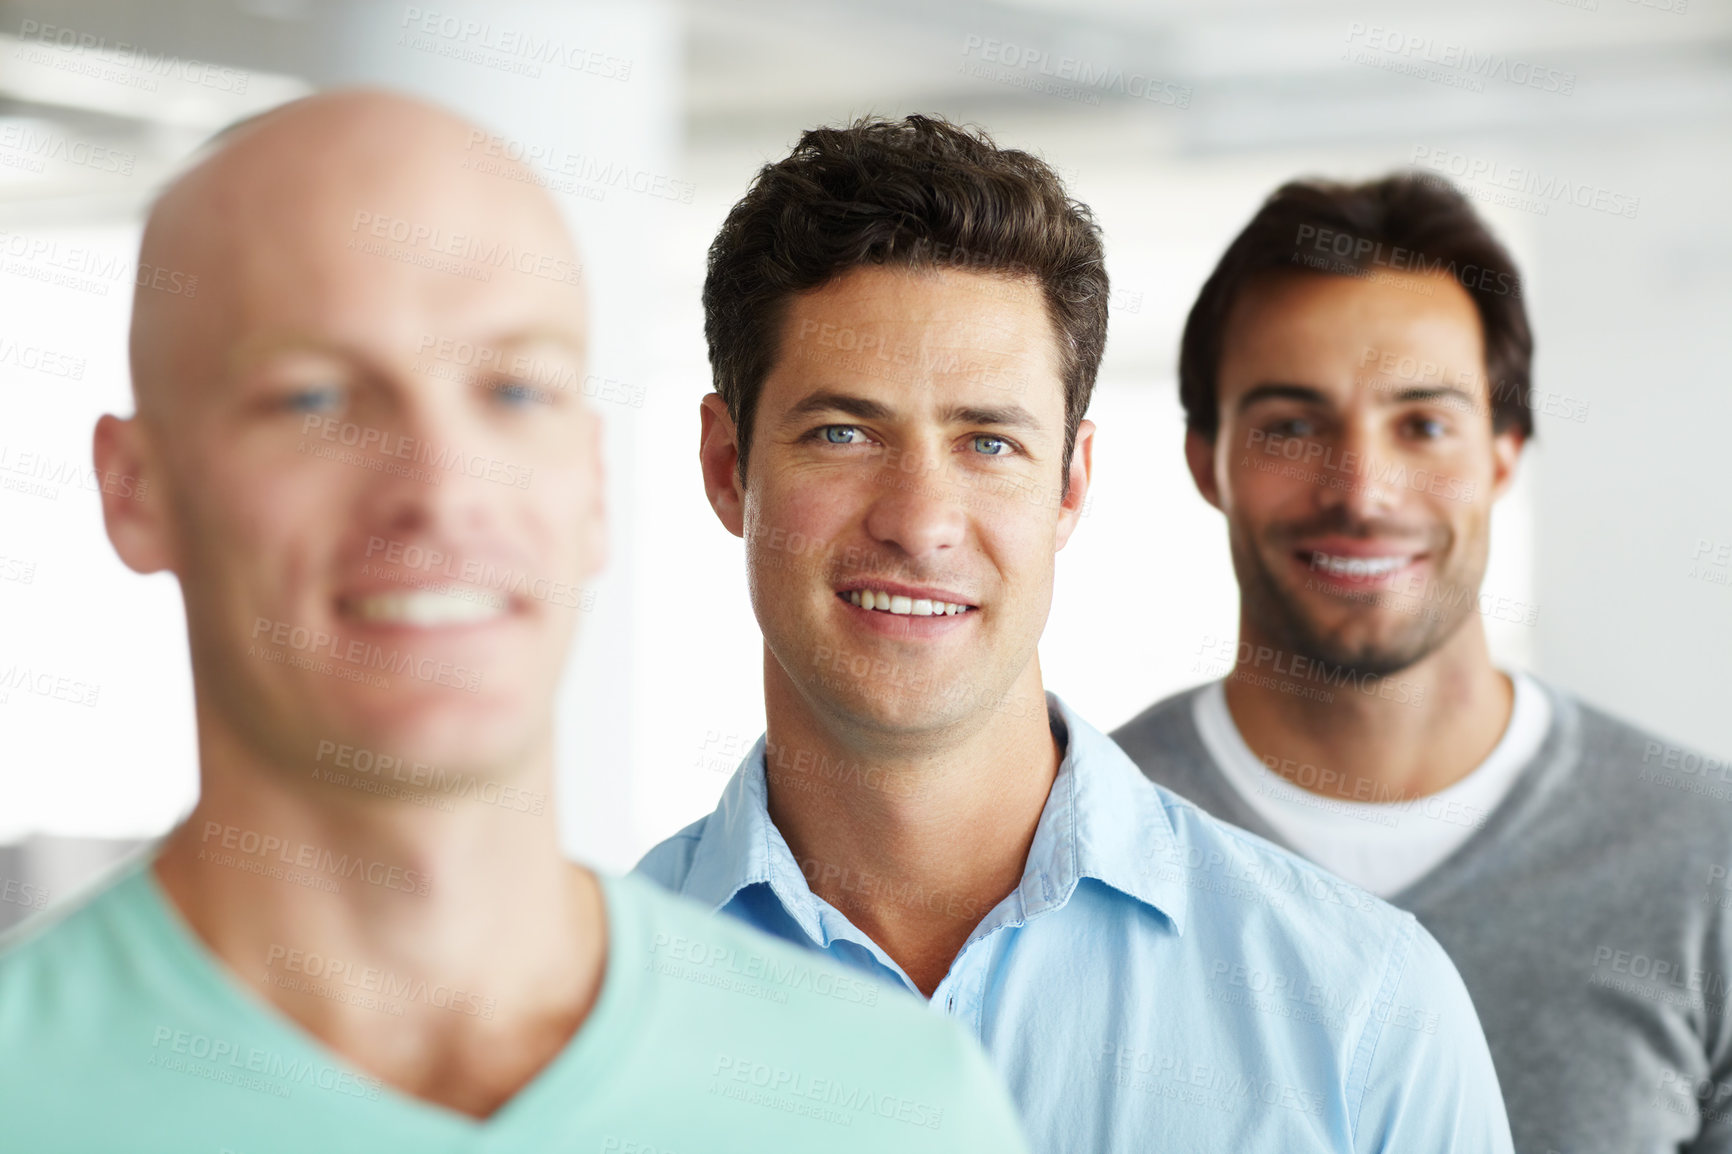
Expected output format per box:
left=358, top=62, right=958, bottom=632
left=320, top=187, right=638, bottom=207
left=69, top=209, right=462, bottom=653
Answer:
left=703, top=114, right=1109, bottom=479
left=1179, top=173, right=1534, bottom=440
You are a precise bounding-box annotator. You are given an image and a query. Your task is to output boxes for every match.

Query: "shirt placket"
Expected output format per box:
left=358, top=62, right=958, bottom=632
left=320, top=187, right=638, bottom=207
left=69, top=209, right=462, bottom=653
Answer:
left=931, top=926, right=1004, bottom=1038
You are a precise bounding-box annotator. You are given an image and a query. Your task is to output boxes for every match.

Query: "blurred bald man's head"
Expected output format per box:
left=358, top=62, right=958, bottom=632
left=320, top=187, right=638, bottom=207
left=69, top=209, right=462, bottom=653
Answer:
left=130, top=87, right=582, bottom=423
left=98, top=87, right=605, bottom=789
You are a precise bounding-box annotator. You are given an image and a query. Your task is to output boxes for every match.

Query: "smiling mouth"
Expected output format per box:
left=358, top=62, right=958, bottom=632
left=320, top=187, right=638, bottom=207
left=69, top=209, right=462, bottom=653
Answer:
left=1302, top=551, right=1422, bottom=580
left=340, top=588, right=510, bottom=626
left=839, top=589, right=974, bottom=617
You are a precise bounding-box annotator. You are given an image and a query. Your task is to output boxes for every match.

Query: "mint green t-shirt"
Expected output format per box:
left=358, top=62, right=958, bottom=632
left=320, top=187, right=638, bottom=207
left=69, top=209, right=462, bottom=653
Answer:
left=0, top=856, right=1027, bottom=1153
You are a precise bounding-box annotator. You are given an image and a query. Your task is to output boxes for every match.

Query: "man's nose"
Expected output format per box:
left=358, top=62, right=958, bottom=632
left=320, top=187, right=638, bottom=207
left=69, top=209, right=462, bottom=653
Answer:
left=355, top=394, right=509, bottom=540
left=1316, top=418, right=1397, bottom=520
left=861, top=448, right=967, bottom=561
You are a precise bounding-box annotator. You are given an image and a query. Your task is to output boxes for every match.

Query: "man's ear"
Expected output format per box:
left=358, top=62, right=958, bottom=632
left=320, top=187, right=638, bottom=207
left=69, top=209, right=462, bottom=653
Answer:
left=1184, top=426, right=1224, bottom=512
left=1488, top=427, right=1525, bottom=503
left=698, top=393, right=746, bottom=538
left=1053, top=418, right=1095, bottom=551
left=93, top=414, right=176, bottom=574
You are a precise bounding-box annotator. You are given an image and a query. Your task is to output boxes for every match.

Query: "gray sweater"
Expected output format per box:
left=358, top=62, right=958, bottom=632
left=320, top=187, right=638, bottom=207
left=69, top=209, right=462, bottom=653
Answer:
left=1114, top=680, right=1732, bottom=1154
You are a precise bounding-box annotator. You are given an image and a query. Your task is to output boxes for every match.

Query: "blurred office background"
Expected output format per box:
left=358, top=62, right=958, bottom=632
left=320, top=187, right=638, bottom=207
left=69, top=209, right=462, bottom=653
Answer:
left=2, top=0, right=1729, bottom=930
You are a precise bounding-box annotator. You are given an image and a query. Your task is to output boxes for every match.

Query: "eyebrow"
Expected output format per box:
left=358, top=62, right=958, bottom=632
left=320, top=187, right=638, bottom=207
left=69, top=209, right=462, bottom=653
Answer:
left=1236, top=383, right=1328, bottom=412
left=780, top=389, right=1045, bottom=431
left=1378, top=385, right=1479, bottom=408
left=228, top=326, right=587, bottom=379
left=480, top=326, right=587, bottom=360
left=1236, top=382, right=1480, bottom=411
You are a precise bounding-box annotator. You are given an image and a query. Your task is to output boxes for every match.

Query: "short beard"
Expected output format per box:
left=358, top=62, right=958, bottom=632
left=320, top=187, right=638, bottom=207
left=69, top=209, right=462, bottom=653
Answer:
left=1228, top=519, right=1479, bottom=681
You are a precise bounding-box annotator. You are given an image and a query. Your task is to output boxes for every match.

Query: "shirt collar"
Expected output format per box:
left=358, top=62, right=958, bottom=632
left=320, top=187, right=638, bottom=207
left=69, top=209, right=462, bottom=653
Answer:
left=675, top=692, right=1189, bottom=943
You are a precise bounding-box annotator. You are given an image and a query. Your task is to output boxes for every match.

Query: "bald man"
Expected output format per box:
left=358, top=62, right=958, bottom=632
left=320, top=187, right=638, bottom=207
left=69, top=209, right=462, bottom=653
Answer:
left=0, top=90, right=1027, bottom=1154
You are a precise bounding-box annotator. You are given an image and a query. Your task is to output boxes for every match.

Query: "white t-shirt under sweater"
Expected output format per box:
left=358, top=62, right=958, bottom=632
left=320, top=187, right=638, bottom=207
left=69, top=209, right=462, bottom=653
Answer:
left=1191, top=672, right=1551, bottom=896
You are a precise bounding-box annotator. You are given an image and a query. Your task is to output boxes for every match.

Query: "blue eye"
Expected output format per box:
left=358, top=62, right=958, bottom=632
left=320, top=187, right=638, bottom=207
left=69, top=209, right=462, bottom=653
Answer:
left=1268, top=417, right=1315, bottom=438
left=821, top=425, right=865, bottom=444
left=493, top=380, right=551, bottom=407
left=284, top=387, right=344, bottom=414
left=971, top=435, right=1009, bottom=456
left=1409, top=417, right=1447, bottom=439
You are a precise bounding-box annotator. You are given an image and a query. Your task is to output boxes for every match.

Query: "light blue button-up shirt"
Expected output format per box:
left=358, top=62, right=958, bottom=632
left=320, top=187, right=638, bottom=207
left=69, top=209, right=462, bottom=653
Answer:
left=636, top=694, right=1513, bottom=1153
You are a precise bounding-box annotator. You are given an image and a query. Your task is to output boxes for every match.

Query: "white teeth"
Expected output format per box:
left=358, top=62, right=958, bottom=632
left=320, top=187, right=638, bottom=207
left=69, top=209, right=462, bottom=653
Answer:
left=1313, top=553, right=1411, bottom=579
left=348, top=589, right=508, bottom=626
left=844, top=589, right=970, bottom=617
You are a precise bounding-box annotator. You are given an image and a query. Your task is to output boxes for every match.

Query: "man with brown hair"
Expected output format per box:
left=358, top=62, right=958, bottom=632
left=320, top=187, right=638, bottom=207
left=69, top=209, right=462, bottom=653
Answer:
left=1114, top=173, right=1732, bottom=1152
left=638, top=117, right=1513, bottom=1152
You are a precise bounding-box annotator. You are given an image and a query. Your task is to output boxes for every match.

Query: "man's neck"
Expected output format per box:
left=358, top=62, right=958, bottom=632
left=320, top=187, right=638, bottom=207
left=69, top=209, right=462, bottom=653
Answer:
left=152, top=713, right=606, bottom=1119
left=1223, top=616, right=1513, bottom=803
left=762, top=653, right=1060, bottom=998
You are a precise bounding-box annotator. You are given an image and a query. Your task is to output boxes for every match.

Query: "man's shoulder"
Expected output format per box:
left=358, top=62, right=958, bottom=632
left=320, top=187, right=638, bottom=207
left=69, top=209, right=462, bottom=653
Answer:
left=612, top=870, right=896, bottom=1016
left=1110, top=684, right=1207, bottom=752
left=1540, top=685, right=1728, bottom=812
left=631, top=813, right=711, bottom=892
left=0, top=858, right=156, bottom=1038
left=1152, top=776, right=1409, bottom=936
left=1107, top=684, right=1222, bottom=798
left=605, top=872, right=1025, bottom=1144
left=1535, top=684, right=1732, bottom=859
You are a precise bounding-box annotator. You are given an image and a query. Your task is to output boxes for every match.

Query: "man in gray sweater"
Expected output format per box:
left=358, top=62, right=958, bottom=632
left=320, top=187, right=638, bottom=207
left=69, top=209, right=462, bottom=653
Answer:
left=1114, top=172, right=1732, bottom=1153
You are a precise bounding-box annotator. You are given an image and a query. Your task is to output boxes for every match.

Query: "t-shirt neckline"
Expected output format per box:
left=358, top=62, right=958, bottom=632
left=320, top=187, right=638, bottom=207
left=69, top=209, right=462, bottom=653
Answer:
left=125, top=850, right=638, bottom=1135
